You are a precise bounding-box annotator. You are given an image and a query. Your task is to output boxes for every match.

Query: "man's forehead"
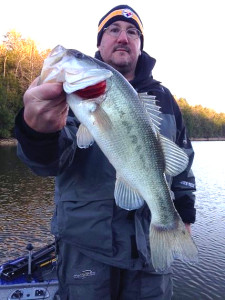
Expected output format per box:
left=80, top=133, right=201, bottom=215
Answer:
left=111, top=21, right=136, bottom=28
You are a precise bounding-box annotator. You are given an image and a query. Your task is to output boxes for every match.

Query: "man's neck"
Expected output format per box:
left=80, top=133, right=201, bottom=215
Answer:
left=123, top=72, right=135, bottom=81
left=115, top=67, right=135, bottom=81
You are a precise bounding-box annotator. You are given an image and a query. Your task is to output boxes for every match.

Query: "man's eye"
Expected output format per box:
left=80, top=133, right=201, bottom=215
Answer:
left=127, top=29, right=137, bottom=35
left=110, top=27, right=120, bottom=33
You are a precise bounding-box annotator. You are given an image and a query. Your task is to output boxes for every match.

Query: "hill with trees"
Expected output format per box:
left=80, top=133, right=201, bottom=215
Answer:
left=0, top=30, right=225, bottom=139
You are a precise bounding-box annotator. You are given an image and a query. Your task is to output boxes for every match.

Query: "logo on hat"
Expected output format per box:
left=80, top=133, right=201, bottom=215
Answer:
left=122, top=9, right=133, bottom=18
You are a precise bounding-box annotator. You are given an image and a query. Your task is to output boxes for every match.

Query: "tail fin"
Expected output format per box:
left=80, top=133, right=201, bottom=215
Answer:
left=149, top=218, right=198, bottom=271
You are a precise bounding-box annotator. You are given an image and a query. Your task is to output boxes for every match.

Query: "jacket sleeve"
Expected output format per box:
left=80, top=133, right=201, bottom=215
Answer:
left=15, top=108, right=78, bottom=177
left=170, top=97, right=196, bottom=224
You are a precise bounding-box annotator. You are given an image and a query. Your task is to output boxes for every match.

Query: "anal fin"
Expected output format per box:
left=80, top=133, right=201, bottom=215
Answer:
left=114, top=177, right=145, bottom=210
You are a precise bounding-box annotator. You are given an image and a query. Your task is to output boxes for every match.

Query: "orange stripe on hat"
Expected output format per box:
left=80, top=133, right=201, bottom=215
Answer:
left=98, top=9, right=144, bottom=34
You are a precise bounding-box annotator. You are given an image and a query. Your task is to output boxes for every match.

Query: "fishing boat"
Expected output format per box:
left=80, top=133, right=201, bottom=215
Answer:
left=0, top=243, right=58, bottom=299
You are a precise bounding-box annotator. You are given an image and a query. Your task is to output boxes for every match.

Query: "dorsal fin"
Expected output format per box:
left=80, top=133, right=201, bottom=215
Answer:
left=138, top=93, right=162, bottom=134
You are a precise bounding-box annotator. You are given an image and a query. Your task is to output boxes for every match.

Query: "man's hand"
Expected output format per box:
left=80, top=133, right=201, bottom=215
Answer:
left=23, top=77, right=68, bottom=133
left=185, top=223, right=191, bottom=234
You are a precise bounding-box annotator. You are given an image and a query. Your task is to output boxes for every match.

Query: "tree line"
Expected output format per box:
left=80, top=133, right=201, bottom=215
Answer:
left=0, top=30, right=225, bottom=139
left=0, top=30, right=50, bottom=138
left=176, top=97, right=225, bottom=139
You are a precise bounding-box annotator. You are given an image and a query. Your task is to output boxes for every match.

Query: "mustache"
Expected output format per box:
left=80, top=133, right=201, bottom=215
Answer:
left=113, top=45, right=130, bottom=52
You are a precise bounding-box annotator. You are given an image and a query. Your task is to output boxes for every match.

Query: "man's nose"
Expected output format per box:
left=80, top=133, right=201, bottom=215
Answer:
left=117, top=30, right=129, bottom=43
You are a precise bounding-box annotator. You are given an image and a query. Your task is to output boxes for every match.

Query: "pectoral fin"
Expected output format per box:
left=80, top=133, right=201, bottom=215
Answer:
left=114, top=177, right=145, bottom=210
left=76, top=124, right=94, bottom=148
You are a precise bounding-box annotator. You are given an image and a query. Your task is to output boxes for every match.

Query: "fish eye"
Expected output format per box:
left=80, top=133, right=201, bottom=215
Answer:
left=67, top=49, right=84, bottom=59
left=73, top=50, right=84, bottom=59
left=75, top=52, right=84, bottom=59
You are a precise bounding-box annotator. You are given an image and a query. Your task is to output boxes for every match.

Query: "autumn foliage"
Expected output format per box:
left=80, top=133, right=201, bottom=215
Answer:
left=176, top=97, right=225, bottom=139
left=0, top=30, right=50, bottom=138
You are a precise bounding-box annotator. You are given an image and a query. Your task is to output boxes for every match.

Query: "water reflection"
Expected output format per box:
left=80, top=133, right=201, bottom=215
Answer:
left=172, top=141, right=225, bottom=299
left=0, top=145, right=55, bottom=261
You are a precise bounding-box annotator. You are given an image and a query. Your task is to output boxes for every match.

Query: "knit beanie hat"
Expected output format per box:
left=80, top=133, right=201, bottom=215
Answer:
left=97, top=5, right=144, bottom=50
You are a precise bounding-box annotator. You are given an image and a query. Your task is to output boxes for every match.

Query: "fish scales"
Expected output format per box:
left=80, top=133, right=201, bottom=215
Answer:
left=40, top=45, right=198, bottom=271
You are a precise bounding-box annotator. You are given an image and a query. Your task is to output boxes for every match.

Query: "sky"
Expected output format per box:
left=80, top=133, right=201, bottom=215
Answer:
left=1, top=0, right=224, bottom=113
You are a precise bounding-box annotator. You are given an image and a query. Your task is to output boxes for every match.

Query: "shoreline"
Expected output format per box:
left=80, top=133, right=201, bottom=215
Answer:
left=190, top=137, right=225, bottom=141
left=0, top=138, right=18, bottom=146
left=0, top=137, right=225, bottom=146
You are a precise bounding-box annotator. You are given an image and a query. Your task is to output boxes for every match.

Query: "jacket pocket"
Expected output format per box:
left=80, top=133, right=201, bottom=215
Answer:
left=57, top=199, right=114, bottom=255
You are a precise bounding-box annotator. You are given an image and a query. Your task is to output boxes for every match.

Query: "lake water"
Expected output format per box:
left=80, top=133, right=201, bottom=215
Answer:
left=0, top=141, right=225, bottom=299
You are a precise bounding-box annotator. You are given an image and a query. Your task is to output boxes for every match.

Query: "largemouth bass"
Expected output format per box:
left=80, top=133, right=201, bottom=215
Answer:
left=40, top=45, right=198, bottom=271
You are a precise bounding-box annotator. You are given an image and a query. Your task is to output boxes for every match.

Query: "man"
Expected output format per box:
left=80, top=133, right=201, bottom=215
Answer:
left=15, top=5, right=196, bottom=299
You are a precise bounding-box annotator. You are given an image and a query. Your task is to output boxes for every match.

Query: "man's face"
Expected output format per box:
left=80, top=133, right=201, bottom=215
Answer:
left=98, top=21, right=141, bottom=80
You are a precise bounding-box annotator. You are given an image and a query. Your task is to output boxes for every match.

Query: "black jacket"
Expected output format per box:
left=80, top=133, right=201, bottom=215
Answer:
left=15, top=50, right=196, bottom=270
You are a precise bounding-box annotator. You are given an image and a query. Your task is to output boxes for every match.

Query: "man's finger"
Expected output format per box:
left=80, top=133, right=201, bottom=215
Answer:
left=25, top=82, right=64, bottom=101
